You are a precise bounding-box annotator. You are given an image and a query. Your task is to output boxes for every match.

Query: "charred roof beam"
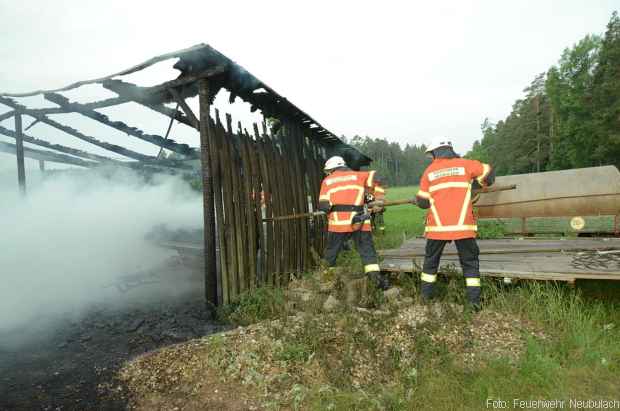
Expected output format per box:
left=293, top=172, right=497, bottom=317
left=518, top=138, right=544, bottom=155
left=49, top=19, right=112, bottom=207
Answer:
left=0, top=124, right=121, bottom=164
left=0, top=96, right=153, bottom=161
left=24, top=96, right=131, bottom=116
left=0, top=110, right=15, bottom=122
left=168, top=88, right=200, bottom=130
left=0, top=140, right=97, bottom=168
left=101, top=79, right=195, bottom=129
left=44, top=92, right=196, bottom=157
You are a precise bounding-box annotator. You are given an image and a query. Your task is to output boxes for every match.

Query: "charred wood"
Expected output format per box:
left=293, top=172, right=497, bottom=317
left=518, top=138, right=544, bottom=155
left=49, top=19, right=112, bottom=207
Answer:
left=44, top=93, right=196, bottom=157
left=0, top=110, right=15, bottom=122
left=169, top=88, right=199, bottom=129
left=0, top=124, right=121, bottom=164
left=0, top=96, right=152, bottom=161
left=0, top=141, right=97, bottom=168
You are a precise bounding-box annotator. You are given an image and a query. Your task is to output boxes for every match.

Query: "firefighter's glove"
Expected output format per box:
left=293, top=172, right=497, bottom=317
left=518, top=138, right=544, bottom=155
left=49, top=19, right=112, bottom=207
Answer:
left=351, top=212, right=370, bottom=231
left=370, top=199, right=384, bottom=214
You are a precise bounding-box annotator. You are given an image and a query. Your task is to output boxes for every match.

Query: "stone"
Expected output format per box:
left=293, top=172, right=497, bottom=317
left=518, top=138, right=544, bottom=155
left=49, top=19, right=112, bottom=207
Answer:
left=319, top=281, right=335, bottom=293
left=323, top=295, right=341, bottom=312
left=289, top=288, right=313, bottom=302
left=401, top=297, right=414, bottom=305
left=345, top=278, right=368, bottom=306
left=383, top=287, right=402, bottom=301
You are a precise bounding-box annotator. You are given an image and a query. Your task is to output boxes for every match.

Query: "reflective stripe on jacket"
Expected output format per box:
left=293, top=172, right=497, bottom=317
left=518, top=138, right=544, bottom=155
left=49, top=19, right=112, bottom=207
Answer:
left=417, top=158, right=491, bottom=240
left=319, top=169, right=384, bottom=233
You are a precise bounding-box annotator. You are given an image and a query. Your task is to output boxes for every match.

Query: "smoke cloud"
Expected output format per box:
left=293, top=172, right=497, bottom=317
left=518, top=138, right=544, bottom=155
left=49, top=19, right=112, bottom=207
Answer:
left=0, top=167, right=203, bottom=333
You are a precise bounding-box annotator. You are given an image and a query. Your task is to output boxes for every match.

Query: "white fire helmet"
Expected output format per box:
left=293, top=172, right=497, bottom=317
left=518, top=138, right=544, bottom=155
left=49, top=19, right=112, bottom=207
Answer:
left=425, top=138, right=453, bottom=153
left=324, top=156, right=347, bottom=171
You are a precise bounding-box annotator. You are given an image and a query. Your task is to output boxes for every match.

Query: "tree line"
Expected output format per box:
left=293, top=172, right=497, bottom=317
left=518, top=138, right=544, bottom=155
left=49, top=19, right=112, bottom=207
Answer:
left=467, top=12, right=620, bottom=175
left=344, top=135, right=430, bottom=187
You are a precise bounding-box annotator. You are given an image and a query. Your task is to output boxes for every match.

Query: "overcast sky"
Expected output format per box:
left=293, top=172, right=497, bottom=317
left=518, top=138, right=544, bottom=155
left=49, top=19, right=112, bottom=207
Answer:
left=0, top=0, right=617, bottom=171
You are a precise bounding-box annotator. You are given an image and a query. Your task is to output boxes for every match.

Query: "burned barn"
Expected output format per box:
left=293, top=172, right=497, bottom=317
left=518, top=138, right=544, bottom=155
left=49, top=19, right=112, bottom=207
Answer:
left=0, top=43, right=371, bottom=305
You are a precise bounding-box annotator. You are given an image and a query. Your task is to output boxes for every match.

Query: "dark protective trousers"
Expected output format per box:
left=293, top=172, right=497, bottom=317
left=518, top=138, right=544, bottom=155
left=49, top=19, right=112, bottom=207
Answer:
left=420, top=238, right=481, bottom=305
left=324, top=231, right=388, bottom=289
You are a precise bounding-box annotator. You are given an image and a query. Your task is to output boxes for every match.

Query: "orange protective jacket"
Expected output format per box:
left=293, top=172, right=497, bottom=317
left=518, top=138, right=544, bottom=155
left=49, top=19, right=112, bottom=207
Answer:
left=416, top=158, right=492, bottom=240
left=319, top=169, right=385, bottom=233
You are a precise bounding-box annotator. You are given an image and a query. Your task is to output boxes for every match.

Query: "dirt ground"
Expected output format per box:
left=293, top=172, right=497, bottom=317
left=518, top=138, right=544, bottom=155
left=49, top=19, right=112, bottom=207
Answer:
left=0, top=261, right=228, bottom=410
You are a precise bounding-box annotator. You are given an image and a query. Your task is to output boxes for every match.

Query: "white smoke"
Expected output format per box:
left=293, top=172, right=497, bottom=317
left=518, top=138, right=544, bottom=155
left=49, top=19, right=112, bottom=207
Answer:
left=0, top=166, right=203, bottom=332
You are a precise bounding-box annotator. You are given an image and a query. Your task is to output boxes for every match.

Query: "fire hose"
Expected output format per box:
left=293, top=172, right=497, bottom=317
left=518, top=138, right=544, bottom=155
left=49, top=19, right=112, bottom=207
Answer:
left=262, top=184, right=517, bottom=222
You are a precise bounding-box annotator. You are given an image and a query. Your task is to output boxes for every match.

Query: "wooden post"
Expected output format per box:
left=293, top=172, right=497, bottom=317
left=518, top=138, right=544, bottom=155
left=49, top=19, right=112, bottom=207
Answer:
left=14, top=112, right=26, bottom=195
left=198, top=79, right=218, bottom=306
left=39, top=160, right=45, bottom=172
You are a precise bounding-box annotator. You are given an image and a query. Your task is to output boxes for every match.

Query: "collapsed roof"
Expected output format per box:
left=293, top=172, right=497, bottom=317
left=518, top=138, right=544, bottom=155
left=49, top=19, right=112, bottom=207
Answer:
left=0, top=43, right=371, bottom=170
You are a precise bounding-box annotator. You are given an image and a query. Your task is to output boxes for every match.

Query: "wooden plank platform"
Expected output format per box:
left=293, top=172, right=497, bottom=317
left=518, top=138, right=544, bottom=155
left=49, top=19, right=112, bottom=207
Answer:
left=380, top=238, right=620, bottom=283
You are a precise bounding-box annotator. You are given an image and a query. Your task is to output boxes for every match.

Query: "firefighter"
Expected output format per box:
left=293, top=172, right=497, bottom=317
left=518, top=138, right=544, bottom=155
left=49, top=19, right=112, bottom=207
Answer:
left=415, top=139, right=495, bottom=310
left=318, top=156, right=389, bottom=290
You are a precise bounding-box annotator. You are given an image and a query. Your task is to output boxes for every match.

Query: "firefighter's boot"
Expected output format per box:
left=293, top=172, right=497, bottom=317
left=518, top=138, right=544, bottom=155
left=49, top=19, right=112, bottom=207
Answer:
left=465, top=276, right=481, bottom=311
left=420, top=272, right=437, bottom=302
left=368, top=271, right=390, bottom=291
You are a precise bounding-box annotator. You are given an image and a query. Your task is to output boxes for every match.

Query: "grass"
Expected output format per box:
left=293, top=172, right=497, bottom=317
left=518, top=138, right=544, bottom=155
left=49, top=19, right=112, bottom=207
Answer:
left=209, top=280, right=620, bottom=410
left=121, top=185, right=620, bottom=410
left=268, top=186, right=620, bottom=407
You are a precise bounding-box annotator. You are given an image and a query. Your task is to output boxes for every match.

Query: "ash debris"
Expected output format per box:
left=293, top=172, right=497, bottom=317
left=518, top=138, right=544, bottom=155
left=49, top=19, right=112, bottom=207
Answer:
left=0, top=262, right=229, bottom=410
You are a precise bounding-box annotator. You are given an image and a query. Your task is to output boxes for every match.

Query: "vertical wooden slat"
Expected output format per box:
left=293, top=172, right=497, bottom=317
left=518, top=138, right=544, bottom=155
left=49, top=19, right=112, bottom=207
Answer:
left=282, top=122, right=300, bottom=274
left=211, top=110, right=228, bottom=305
left=256, top=134, right=274, bottom=285
left=293, top=124, right=310, bottom=271
left=198, top=79, right=217, bottom=306
left=273, top=127, right=293, bottom=276
left=219, top=116, right=239, bottom=299
left=229, top=120, right=247, bottom=293
left=273, top=133, right=291, bottom=282
left=14, top=112, right=26, bottom=195
left=285, top=123, right=302, bottom=274
left=293, top=124, right=309, bottom=271
left=251, top=124, right=267, bottom=285
left=238, top=127, right=257, bottom=289
left=263, top=130, right=283, bottom=284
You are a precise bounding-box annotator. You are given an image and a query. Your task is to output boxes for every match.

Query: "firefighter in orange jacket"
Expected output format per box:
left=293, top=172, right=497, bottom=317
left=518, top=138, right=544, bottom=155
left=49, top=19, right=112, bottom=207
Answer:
left=415, top=139, right=495, bottom=309
left=318, top=156, right=390, bottom=290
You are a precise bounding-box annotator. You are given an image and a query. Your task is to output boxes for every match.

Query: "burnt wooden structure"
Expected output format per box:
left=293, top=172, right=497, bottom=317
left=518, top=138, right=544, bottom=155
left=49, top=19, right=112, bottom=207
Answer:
left=0, top=44, right=371, bottom=305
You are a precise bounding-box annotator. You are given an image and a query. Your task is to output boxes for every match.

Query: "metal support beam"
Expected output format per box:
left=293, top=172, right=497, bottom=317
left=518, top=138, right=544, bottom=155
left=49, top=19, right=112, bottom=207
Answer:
left=198, top=78, right=218, bottom=307
left=14, top=112, right=26, bottom=195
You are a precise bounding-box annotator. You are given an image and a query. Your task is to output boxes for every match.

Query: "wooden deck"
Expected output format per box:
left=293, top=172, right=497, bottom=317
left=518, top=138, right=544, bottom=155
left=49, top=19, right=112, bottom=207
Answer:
left=380, top=238, right=620, bottom=283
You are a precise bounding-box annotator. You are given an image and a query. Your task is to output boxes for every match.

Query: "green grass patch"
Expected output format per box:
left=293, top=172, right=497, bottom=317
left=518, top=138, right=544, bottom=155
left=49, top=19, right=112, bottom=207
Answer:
left=216, top=286, right=287, bottom=326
